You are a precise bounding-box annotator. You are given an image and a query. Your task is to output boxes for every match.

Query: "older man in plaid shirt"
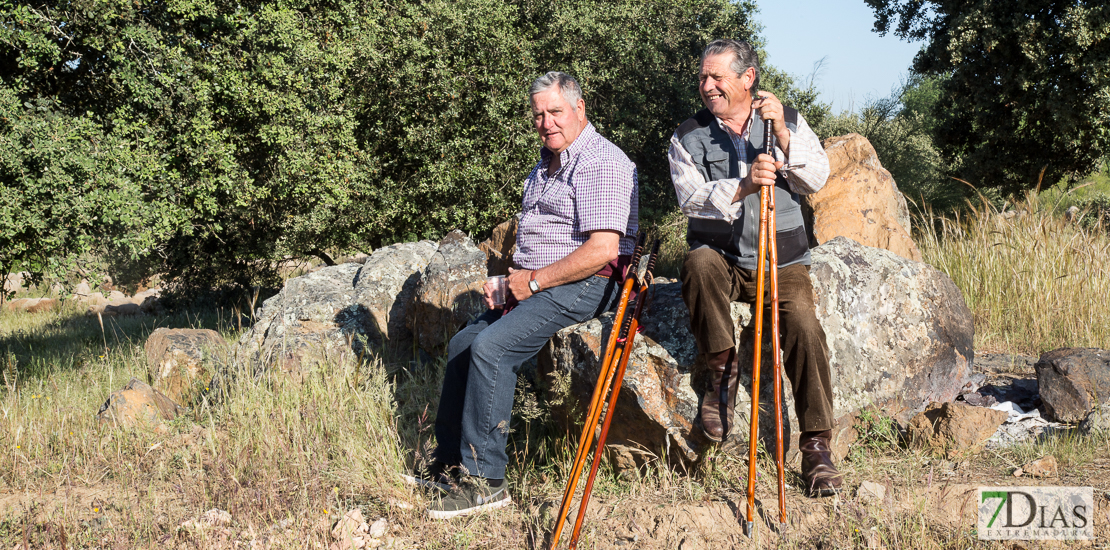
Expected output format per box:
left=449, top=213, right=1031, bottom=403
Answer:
left=670, top=39, right=841, bottom=497
left=409, top=71, right=639, bottom=519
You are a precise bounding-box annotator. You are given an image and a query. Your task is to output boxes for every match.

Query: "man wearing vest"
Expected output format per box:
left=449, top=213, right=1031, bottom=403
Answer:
left=408, top=71, right=640, bottom=518
left=668, top=39, right=840, bottom=496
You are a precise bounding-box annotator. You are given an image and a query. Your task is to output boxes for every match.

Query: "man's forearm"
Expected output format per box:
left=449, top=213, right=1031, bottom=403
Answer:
left=669, top=137, right=742, bottom=221
left=531, top=232, right=619, bottom=290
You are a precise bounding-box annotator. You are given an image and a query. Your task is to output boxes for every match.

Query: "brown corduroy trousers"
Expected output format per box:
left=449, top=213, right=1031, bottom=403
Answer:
left=680, top=246, right=835, bottom=432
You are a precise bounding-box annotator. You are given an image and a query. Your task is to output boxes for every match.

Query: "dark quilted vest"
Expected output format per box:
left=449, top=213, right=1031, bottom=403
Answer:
left=676, top=108, right=811, bottom=270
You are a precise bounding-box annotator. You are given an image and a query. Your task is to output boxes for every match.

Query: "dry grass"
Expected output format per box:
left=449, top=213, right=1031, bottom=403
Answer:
left=918, top=192, right=1110, bottom=355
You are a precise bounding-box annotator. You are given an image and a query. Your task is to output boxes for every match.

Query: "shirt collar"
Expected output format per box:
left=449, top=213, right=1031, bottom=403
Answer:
left=714, top=115, right=753, bottom=139
left=540, top=122, right=597, bottom=171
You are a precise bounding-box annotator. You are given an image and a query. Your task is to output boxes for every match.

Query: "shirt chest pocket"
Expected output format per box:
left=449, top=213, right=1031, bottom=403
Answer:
left=536, top=181, right=575, bottom=218
left=703, top=151, right=733, bottom=181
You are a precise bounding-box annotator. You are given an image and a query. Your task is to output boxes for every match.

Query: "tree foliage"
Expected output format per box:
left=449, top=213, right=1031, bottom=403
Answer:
left=866, top=0, right=1110, bottom=195
left=0, top=0, right=826, bottom=292
left=2, top=0, right=831, bottom=292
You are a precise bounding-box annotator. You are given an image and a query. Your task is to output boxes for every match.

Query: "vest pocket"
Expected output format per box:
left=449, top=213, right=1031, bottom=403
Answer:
left=775, top=225, right=809, bottom=266
left=704, top=151, right=730, bottom=181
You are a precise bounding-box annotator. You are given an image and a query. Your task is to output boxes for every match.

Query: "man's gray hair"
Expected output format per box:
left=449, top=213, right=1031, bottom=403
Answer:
left=702, top=39, right=760, bottom=91
left=529, top=71, right=584, bottom=111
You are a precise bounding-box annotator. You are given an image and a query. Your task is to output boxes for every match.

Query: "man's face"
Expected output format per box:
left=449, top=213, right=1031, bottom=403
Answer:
left=699, top=53, right=754, bottom=120
left=531, top=87, right=587, bottom=155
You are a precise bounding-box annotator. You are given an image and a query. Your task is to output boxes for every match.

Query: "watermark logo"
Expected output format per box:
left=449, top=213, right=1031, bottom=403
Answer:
left=978, top=486, right=1093, bottom=540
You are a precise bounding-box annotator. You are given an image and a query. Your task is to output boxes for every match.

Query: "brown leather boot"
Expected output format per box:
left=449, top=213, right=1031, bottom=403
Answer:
left=699, top=348, right=739, bottom=442
left=800, top=430, right=842, bottom=497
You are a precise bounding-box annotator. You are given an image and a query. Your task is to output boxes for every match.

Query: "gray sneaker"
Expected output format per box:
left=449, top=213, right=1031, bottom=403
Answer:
left=427, top=477, right=512, bottom=519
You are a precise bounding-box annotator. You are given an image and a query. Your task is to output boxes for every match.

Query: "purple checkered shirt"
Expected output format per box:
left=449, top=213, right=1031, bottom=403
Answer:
left=515, top=123, right=639, bottom=271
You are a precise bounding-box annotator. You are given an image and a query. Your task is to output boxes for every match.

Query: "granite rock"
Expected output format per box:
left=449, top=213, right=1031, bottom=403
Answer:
left=907, top=401, right=1008, bottom=458
left=407, top=230, right=487, bottom=354
left=477, top=217, right=518, bottom=277
left=146, top=328, right=226, bottom=406
left=805, top=134, right=921, bottom=262
left=1034, top=348, right=1110, bottom=422
left=236, top=240, right=438, bottom=371
left=97, top=378, right=183, bottom=432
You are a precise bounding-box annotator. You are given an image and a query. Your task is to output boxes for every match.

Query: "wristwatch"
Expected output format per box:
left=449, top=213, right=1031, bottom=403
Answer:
left=528, top=270, right=541, bottom=294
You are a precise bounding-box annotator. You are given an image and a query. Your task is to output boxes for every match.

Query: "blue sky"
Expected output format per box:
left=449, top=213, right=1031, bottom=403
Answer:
left=756, top=0, right=925, bottom=113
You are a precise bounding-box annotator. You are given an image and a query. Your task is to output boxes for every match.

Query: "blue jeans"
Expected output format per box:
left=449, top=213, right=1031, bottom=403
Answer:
left=433, top=275, right=620, bottom=479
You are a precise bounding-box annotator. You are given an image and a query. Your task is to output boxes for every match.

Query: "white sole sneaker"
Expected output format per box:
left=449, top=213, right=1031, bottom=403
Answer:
left=398, top=472, right=452, bottom=492
left=427, top=492, right=512, bottom=520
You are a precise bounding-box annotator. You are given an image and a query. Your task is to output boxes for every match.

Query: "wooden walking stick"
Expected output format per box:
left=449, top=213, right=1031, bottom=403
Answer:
left=566, top=239, right=661, bottom=550
left=766, top=120, right=788, bottom=532
left=550, top=234, right=646, bottom=550
left=745, top=108, right=789, bottom=536
left=744, top=154, right=769, bottom=538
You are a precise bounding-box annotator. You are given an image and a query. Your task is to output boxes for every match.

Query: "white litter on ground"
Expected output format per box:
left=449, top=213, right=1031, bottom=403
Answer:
left=985, top=401, right=1069, bottom=448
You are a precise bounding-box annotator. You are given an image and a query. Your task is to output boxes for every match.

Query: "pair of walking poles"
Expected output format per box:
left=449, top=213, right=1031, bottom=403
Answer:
left=745, top=115, right=789, bottom=536
left=548, top=234, right=661, bottom=550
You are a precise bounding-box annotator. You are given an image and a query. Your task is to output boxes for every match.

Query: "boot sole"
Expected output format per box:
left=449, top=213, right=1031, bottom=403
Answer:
left=807, top=485, right=840, bottom=498
left=702, top=430, right=727, bottom=443
left=697, top=418, right=728, bottom=442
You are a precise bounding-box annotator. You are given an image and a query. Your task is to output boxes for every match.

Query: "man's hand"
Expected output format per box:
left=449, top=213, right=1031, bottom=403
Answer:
left=751, top=91, right=791, bottom=153
left=734, top=153, right=784, bottom=202
left=506, top=267, right=534, bottom=301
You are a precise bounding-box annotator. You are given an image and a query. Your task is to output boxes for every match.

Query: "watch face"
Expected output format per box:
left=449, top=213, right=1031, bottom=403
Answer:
left=529, top=280, right=540, bottom=293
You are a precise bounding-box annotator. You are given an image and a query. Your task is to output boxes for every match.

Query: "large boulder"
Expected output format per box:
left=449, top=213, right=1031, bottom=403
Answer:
left=146, top=328, right=226, bottom=406
left=805, top=134, right=922, bottom=262
left=407, top=230, right=488, bottom=354
left=544, top=237, right=974, bottom=468
left=100, top=288, right=162, bottom=316
left=1034, top=348, right=1110, bottom=422
left=236, top=241, right=438, bottom=370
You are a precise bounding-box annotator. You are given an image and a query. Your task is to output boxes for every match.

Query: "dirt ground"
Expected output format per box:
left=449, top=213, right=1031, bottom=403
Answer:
left=9, top=473, right=1105, bottom=549
left=521, top=462, right=1110, bottom=550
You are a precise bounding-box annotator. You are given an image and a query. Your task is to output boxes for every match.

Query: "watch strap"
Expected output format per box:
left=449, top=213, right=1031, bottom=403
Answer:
left=529, top=270, right=540, bottom=293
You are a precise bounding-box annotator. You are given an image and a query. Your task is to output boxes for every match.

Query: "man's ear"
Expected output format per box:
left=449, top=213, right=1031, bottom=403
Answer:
left=576, top=98, right=586, bottom=121
left=743, top=67, right=756, bottom=92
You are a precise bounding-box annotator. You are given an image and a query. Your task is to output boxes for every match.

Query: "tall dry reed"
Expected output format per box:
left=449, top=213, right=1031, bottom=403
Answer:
left=918, top=193, right=1110, bottom=354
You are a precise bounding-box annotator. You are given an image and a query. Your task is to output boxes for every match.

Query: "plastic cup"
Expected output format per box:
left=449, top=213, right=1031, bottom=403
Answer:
left=487, top=275, right=508, bottom=306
